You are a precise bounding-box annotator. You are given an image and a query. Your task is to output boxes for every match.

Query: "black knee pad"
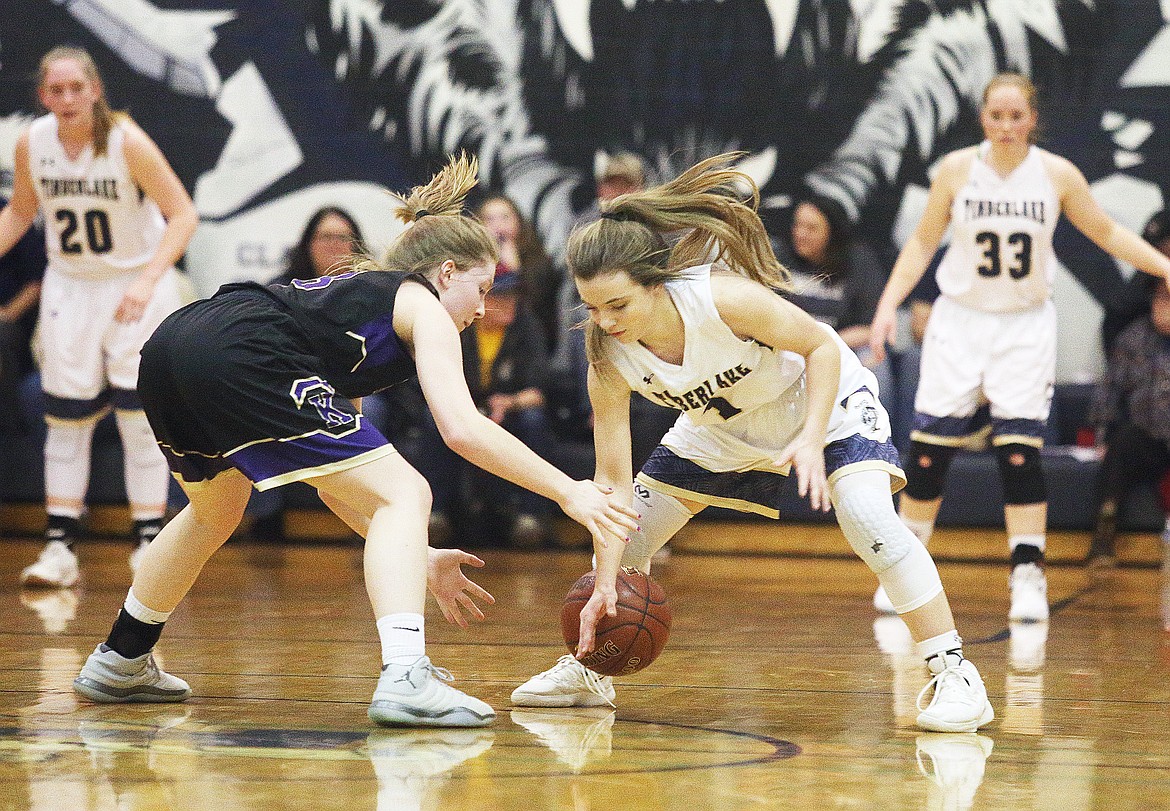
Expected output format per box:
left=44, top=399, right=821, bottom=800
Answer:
left=904, top=441, right=957, bottom=501
left=994, top=443, right=1046, bottom=504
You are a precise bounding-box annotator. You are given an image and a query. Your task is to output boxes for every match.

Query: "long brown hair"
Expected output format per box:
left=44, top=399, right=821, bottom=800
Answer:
left=38, top=46, right=128, bottom=157
left=567, top=151, right=790, bottom=363
left=352, top=152, right=498, bottom=278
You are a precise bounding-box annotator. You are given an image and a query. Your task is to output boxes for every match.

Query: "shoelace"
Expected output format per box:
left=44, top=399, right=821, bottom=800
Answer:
left=916, top=662, right=970, bottom=712
left=545, top=655, right=616, bottom=708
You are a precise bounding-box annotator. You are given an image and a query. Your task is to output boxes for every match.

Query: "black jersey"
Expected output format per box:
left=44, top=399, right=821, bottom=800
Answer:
left=138, top=270, right=438, bottom=489
left=219, top=270, right=436, bottom=399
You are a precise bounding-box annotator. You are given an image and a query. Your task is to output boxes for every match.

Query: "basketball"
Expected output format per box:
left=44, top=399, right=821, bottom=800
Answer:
left=561, top=567, right=672, bottom=676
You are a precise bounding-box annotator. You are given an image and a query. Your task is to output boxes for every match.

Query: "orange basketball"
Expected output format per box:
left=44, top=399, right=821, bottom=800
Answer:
left=561, top=567, right=671, bottom=676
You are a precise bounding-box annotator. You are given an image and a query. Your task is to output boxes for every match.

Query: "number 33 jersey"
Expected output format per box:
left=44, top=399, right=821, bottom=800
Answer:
left=938, top=142, right=1059, bottom=313
left=28, top=114, right=166, bottom=280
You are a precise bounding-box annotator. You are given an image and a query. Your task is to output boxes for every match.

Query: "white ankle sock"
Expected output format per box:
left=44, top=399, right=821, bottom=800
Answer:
left=376, top=612, right=426, bottom=665
left=915, top=629, right=963, bottom=663
left=124, top=589, right=171, bottom=625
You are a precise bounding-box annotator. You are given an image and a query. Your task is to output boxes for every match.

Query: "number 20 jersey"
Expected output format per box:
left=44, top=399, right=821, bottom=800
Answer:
left=28, top=114, right=166, bottom=280
left=937, top=142, right=1059, bottom=313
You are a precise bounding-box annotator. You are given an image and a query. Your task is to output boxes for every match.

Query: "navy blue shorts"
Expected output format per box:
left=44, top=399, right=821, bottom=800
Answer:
left=636, top=436, right=905, bottom=518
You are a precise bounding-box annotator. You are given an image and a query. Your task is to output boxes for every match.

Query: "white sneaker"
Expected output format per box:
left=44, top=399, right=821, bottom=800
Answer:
left=511, top=655, right=616, bottom=708
left=1009, top=563, right=1049, bottom=622
left=915, top=733, right=994, bottom=810
left=368, top=657, right=495, bottom=728
left=20, top=541, right=80, bottom=588
left=873, top=585, right=896, bottom=614
left=511, top=708, right=615, bottom=772
left=916, top=655, right=994, bottom=733
left=20, top=588, right=79, bottom=634
left=1008, top=621, right=1048, bottom=672
left=74, top=645, right=192, bottom=703
left=128, top=540, right=151, bottom=575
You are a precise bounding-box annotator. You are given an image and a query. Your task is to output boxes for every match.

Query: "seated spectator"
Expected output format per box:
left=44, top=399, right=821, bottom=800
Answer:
left=1084, top=210, right=1170, bottom=566
left=775, top=194, right=894, bottom=410
left=269, top=206, right=363, bottom=286
left=0, top=193, right=45, bottom=433
left=478, top=194, right=561, bottom=354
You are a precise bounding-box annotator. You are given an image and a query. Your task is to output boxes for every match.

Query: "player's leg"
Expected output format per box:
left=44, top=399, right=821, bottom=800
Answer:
left=107, top=269, right=183, bottom=571
left=830, top=467, right=993, bottom=732
left=22, top=271, right=109, bottom=587
left=74, top=469, right=252, bottom=703
left=312, top=453, right=494, bottom=728
left=986, top=302, right=1057, bottom=622
left=113, top=407, right=170, bottom=570
left=876, top=297, right=986, bottom=612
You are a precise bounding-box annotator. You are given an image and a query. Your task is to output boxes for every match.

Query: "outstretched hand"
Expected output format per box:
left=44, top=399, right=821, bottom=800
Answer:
left=427, top=548, right=495, bottom=628
left=560, top=480, right=640, bottom=551
left=574, top=583, right=618, bottom=658
left=776, top=432, right=830, bottom=512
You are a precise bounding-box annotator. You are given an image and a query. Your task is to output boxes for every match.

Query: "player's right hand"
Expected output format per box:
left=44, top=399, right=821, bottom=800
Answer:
left=869, top=303, right=898, bottom=364
left=561, top=480, right=639, bottom=550
left=575, top=585, right=618, bottom=658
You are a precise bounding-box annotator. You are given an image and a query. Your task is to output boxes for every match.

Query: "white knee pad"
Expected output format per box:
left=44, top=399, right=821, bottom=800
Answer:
left=831, top=469, right=944, bottom=613
left=619, top=483, right=695, bottom=571
left=115, top=409, right=169, bottom=519
left=44, top=418, right=97, bottom=510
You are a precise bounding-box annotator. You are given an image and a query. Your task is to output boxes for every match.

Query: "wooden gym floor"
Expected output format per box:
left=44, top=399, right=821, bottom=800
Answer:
left=1, top=529, right=1168, bottom=810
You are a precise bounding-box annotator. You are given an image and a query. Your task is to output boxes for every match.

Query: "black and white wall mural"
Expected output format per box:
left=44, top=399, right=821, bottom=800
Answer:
left=1, top=0, right=1167, bottom=380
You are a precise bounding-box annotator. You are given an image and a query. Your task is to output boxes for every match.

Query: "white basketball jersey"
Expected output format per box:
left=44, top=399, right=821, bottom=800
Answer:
left=603, top=264, right=882, bottom=474
left=937, top=143, right=1059, bottom=312
left=28, top=114, right=166, bottom=279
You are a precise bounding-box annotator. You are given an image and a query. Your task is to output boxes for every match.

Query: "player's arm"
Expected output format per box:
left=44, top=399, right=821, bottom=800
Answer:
left=869, top=149, right=967, bottom=361
left=572, top=357, right=637, bottom=656
left=712, top=275, right=839, bottom=511
left=0, top=133, right=39, bottom=259
left=587, top=361, right=634, bottom=591
left=403, top=285, right=637, bottom=547
left=1051, top=154, right=1170, bottom=280
left=122, top=123, right=198, bottom=308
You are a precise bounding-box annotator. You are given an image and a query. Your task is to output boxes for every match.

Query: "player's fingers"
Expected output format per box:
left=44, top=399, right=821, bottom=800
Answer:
left=590, top=525, right=611, bottom=549
left=458, top=593, right=485, bottom=621
left=607, top=507, right=640, bottom=531
left=460, top=552, right=486, bottom=568
left=467, top=582, right=495, bottom=604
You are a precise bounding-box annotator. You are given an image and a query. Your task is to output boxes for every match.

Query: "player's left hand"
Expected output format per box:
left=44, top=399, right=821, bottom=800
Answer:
left=427, top=548, right=495, bottom=627
left=115, top=275, right=157, bottom=323
left=776, top=431, right=830, bottom=512
left=575, top=584, right=617, bottom=658
left=560, top=480, right=639, bottom=550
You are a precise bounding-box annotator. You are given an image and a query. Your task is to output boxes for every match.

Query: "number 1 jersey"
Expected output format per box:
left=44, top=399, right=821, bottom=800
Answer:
left=28, top=114, right=166, bottom=279
left=937, top=142, right=1059, bottom=313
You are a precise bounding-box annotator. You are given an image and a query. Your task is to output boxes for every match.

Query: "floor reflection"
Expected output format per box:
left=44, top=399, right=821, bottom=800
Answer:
left=365, top=728, right=494, bottom=811
left=509, top=708, right=616, bottom=772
